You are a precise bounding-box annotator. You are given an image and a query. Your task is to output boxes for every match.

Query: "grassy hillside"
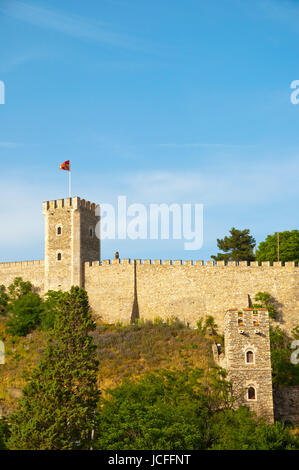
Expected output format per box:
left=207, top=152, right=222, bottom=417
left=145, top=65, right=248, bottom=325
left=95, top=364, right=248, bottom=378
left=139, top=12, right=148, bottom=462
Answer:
left=0, top=317, right=216, bottom=415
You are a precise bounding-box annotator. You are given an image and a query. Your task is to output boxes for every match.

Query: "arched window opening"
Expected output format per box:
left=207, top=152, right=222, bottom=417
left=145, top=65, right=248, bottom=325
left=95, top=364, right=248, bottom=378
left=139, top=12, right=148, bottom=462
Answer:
left=57, top=252, right=62, bottom=261
left=246, top=350, right=254, bottom=363
left=89, top=227, right=94, bottom=238
left=57, top=226, right=62, bottom=235
left=248, top=387, right=256, bottom=400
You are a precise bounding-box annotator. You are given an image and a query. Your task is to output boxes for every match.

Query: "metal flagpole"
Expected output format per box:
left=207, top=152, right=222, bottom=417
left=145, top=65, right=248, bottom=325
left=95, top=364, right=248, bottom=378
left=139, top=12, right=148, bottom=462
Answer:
left=69, top=169, right=71, bottom=198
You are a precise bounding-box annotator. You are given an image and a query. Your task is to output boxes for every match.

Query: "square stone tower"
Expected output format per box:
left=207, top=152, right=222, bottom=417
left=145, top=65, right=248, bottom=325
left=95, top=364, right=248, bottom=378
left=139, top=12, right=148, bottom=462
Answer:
left=224, top=308, right=274, bottom=423
left=43, top=197, right=100, bottom=292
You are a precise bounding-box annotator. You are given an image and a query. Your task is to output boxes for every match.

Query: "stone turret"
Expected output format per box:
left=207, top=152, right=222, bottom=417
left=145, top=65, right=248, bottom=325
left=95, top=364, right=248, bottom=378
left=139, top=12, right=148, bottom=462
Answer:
left=214, top=308, right=274, bottom=423
left=43, top=197, right=100, bottom=291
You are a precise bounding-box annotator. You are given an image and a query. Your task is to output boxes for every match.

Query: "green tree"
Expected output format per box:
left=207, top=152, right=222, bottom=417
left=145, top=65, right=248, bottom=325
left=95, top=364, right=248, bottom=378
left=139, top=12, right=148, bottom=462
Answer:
left=0, top=418, right=10, bottom=450
left=94, top=367, right=298, bottom=450
left=8, top=286, right=100, bottom=450
left=270, top=325, right=299, bottom=387
left=209, top=406, right=299, bottom=450
left=6, top=292, right=43, bottom=336
left=7, top=277, right=35, bottom=303
left=256, top=230, right=299, bottom=263
left=40, top=290, right=65, bottom=330
left=253, top=291, right=277, bottom=320
left=0, top=285, right=9, bottom=315
left=94, top=367, right=234, bottom=450
left=291, top=326, right=299, bottom=339
left=211, top=227, right=256, bottom=262
left=204, top=316, right=218, bottom=336
left=196, top=316, right=219, bottom=338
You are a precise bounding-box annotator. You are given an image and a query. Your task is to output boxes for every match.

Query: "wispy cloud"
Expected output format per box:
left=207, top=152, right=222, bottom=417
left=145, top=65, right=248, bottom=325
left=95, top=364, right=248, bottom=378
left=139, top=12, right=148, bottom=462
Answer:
left=0, top=0, right=159, bottom=53
left=0, top=51, right=43, bottom=73
left=1, top=153, right=298, bottom=260
left=69, top=153, right=299, bottom=207
left=0, top=142, right=23, bottom=148
left=119, top=156, right=299, bottom=206
left=157, top=143, right=256, bottom=149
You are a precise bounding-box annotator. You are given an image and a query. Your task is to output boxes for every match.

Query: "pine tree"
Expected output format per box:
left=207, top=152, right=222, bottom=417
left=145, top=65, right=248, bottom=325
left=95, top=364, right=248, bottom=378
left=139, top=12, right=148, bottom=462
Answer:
left=8, top=286, right=100, bottom=450
left=211, top=227, right=256, bottom=262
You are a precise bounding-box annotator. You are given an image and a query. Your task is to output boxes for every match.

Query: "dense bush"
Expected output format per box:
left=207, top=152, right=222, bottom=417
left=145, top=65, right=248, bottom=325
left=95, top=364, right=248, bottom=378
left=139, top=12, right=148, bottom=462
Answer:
left=270, top=325, right=299, bottom=387
left=1, top=278, right=42, bottom=335
left=6, top=292, right=44, bottom=336
left=7, top=277, right=35, bottom=303
left=209, top=406, right=298, bottom=450
left=94, top=367, right=233, bottom=450
left=0, top=285, right=9, bottom=315
left=94, top=367, right=298, bottom=450
left=0, top=419, right=10, bottom=450
left=253, top=291, right=277, bottom=320
left=1, top=278, right=64, bottom=336
left=196, top=315, right=218, bottom=336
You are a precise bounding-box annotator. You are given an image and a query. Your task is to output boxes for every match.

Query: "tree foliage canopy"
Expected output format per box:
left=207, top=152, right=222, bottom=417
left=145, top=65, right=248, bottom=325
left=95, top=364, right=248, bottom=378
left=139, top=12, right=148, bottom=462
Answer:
left=256, top=230, right=299, bottom=263
left=6, top=292, right=43, bottom=336
left=40, top=290, right=65, bottom=331
left=0, top=277, right=35, bottom=318
left=1, top=278, right=66, bottom=336
left=209, top=406, right=298, bottom=450
left=0, top=419, right=10, bottom=450
left=7, top=277, right=35, bottom=303
left=211, top=227, right=256, bottom=262
left=8, top=286, right=100, bottom=450
left=94, top=367, right=234, bottom=450
left=94, top=368, right=299, bottom=450
left=270, top=325, right=299, bottom=387
left=0, top=285, right=9, bottom=315
left=253, top=291, right=277, bottom=320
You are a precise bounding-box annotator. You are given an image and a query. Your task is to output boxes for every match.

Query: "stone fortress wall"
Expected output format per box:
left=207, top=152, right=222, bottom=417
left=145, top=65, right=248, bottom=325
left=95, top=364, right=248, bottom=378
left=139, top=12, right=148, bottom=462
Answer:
left=0, top=197, right=298, bottom=335
left=273, top=386, right=299, bottom=424
left=0, top=260, right=45, bottom=293
left=84, top=259, right=299, bottom=334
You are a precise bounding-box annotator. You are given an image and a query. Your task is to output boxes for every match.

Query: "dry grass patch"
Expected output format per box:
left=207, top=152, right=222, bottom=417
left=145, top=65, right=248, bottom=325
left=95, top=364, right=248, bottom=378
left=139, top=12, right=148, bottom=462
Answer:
left=0, top=317, right=215, bottom=413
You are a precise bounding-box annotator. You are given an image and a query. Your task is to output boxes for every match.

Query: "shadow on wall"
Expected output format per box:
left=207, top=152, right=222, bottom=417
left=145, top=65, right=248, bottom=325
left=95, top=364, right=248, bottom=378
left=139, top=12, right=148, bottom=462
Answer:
left=131, top=259, right=140, bottom=324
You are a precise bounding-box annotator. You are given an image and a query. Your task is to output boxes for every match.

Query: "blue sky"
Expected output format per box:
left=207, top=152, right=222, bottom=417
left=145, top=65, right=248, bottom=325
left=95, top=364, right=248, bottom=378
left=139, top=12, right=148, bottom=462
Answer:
left=0, top=0, right=299, bottom=262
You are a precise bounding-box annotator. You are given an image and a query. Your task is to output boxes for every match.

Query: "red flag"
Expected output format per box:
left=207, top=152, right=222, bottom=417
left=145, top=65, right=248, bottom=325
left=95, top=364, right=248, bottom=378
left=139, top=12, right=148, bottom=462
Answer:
left=60, top=160, right=70, bottom=171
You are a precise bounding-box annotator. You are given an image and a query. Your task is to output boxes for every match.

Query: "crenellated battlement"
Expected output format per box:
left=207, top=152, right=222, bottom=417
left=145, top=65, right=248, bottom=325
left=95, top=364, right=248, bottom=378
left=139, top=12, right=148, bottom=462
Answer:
left=43, top=196, right=100, bottom=291
left=43, top=197, right=98, bottom=213
left=84, top=259, right=298, bottom=267
left=225, top=307, right=269, bottom=330
left=0, top=260, right=45, bottom=293
left=0, top=260, right=44, bottom=268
